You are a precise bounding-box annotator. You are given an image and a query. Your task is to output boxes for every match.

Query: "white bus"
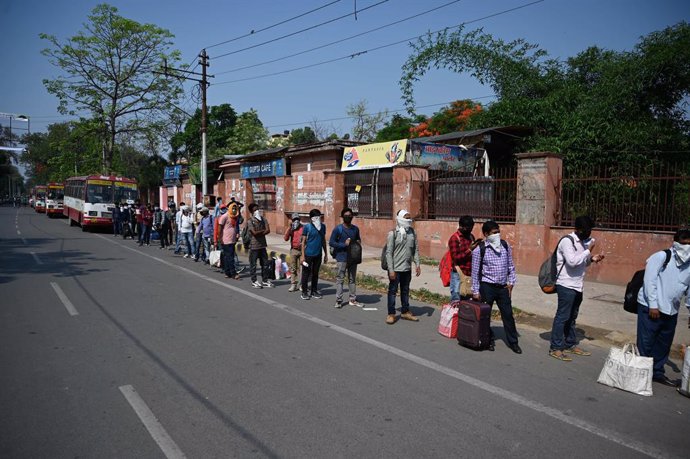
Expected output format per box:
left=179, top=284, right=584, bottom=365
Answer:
left=64, top=175, right=138, bottom=231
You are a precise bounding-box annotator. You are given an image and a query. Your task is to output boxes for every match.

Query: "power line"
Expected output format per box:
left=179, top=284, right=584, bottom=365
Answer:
left=215, top=0, right=463, bottom=76
left=206, top=0, right=343, bottom=50
left=213, top=0, right=390, bottom=60
left=214, top=0, right=544, bottom=85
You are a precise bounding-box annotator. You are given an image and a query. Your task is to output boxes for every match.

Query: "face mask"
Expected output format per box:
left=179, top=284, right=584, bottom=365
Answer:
left=576, top=230, right=592, bottom=241
left=343, top=215, right=353, bottom=224
left=292, top=220, right=301, bottom=230
left=311, top=216, right=322, bottom=231
left=254, top=210, right=262, bottom=221
left=673, top=242, right=690, bottom=266
left=487, top=233, right=502, bottom=251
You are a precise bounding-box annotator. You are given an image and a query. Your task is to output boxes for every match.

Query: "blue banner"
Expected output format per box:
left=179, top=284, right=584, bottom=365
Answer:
left=409, top=141, right=481, bottom=171
left=241, top=159, right=286, bottom=179
left=163, top=165, right=181, bottom=180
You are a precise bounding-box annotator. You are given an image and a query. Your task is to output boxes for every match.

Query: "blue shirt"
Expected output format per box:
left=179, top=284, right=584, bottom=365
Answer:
left=329, top=224, right=361, bottom=262
left=302, top=223, right=326, bottom=257
left=638, top=249, right=690, bottom=315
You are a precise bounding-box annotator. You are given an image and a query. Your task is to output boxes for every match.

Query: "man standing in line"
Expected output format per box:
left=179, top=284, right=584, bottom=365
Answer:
left=448, top=215, right=481, bottom=301
left=301, top=209, right=328, bottom=300
left=247, top=203, right=273, bottom=289
left=284, top=213, right=304, bottom=292
left=112, top=203, right=121, bottom=237
left=174, top=202, right=185, bottom=254
left=637, top=228, right=690, bottom=387
left=471, top=220, right=521, bottom=353
left=195, top=207, right=214, bottom=263
left=385, top=210, right=421, bottom=324
left=179, top=205, right=195, bottom=258
left=135, top=200, right=144, bottom=244
left=216, top=204, right=240, bottom=279
left=549, top=216, right=605, bottom=361
left=329, top=207, right=363, bottom=308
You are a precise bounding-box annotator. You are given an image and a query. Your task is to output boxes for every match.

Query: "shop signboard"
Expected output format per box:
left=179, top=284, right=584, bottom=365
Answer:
left=409, top=141, right=482, bottom=171
left=341, top=139, right=407, bottom=171
left=163, top=165, right=182, bottom=186
left=241, top=159, right=285, bottom=179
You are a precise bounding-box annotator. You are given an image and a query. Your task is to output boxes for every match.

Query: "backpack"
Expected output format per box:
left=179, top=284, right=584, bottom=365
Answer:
left=477, top=239, right=509, bottom=282
left=538, top=236, right=576, bottom=294
left=380, top=229, right=398, bottom=271
left=439, top=233, right=467, bottom=287
left=240, top=224, right=251, bottom=249
left=624, top=249, right=672, bottom=314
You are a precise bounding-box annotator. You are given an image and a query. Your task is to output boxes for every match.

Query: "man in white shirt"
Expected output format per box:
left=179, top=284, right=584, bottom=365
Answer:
left=637, top=228, right=690, bottom=387
left=174, top=202, right=185, bottom=254
left=549, top=216, right=605, bottom=361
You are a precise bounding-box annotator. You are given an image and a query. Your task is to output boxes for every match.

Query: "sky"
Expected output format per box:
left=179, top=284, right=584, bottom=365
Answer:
left=1, top=0, right=688, bottom=146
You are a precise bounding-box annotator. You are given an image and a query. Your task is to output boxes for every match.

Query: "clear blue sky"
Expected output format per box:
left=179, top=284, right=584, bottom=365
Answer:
left=1, top=0, right=688, bottom=141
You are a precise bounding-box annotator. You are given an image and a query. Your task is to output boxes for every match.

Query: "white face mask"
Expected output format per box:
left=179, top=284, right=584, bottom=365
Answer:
left=673, top=242, right=690, bottom=266
left=254, top=210, right=262, bottom=221
left=311, top=216, right=322, bottom=231
left=487, top=233, right=502, bottom=251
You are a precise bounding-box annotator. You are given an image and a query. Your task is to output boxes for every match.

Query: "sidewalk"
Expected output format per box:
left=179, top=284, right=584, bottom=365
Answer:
left=255, top=233, right=690, bottom=354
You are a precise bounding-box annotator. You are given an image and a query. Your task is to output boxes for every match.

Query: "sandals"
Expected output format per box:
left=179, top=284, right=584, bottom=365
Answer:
left=549, top=350, right=572, bottom=362
left=564, top=347, right=591, bottom=356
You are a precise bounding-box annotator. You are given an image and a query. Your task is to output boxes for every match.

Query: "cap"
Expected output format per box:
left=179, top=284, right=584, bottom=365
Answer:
left=200, top=207, right=209, bottom=213
left=196, top=203, right=203, bottom=209
left=291, top=212, right=300, bottom=221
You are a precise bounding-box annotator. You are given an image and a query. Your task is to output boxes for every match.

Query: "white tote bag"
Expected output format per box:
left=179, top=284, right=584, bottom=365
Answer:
left=597, top=343, right=653, bottom=396
left=679, top=346, right=690, bottom=397
left=209, top=250, right=222, bottom=268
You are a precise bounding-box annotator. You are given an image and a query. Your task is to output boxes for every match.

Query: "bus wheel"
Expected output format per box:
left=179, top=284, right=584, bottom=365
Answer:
left=69, top=218, right=77, bottom=227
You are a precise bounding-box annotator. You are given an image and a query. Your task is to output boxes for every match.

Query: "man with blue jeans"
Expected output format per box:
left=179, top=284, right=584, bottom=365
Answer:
left=637, top=228, right=690, bottom=387
left=301, top=208, right=328, bottom=300
left=385, top=210, right=421, bottom=324
left=549, top=216, right=605, bottom=361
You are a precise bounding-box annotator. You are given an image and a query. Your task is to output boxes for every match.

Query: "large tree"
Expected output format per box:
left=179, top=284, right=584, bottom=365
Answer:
left=41, top=3, right=183, bottom=173
left=171, top=103, right=237, bottom=162
left=400, top=23, right=690, bottom=169
left=226, top=109, right=269, bottom=154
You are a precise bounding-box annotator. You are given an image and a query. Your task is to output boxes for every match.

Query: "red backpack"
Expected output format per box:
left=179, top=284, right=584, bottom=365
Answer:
left=439, top=250, right=453, bottom=287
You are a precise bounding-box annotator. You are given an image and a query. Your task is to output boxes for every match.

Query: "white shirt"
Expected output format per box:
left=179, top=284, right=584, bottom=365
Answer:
left=175, top=210, right=183, bottom=227
left=180, top=214, right=194, bottom=233
left=555, top=232, right=592, bottom=292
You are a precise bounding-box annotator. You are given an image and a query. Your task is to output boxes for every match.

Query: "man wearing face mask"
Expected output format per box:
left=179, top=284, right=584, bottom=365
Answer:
left=300, top=209, right=328, bottom=300
left=636, top=228, right=690, bottom=387
left=471, top=220, right=520, bottom=353
left=449, top=215, right=482, bottom=301
left=247, top=203, right=272, bottom=288
left=329, top=207, right=363, bottom=308
left=284, top=213, right=304, bottom=292
left=549, top=216, right=605, bottom=361
left=385, top=210, right=421, bottom=324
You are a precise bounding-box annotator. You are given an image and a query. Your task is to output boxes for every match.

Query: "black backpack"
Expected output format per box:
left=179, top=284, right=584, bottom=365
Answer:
left=624, top=249, right=672, bottom=314
left=538, top=236, right=576, bottom=294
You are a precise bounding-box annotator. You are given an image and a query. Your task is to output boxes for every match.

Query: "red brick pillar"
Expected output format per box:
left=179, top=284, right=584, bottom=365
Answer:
left=392, top=165, right=429, bottom=219
left=322, top=171, right=345, bottom=231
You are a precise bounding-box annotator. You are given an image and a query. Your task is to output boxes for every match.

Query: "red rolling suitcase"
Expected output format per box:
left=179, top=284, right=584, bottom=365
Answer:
left=456, top=300, right=492, bottom=350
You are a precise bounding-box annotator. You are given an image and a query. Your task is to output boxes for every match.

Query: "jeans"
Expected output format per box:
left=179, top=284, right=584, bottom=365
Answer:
left=222, top=243, right=237, bottom=276
left=159, top=222, right=170, bottom=248
left=637, top=305, right=678, bottom=379
left=174, top=228, right=182, bottom=253
left=141, top=224, right=152, bottom=245
left=250, top=248, right=269, bottom=282
left=335, top=261, right=357, bottom=303
left=301, top=254, right=322, bottom=294
left=289, top=248, right=302, bottom=286
left=181, top=231, right=194, bottom=256
left=550, top=285, right=583, bottom=351
left=479, top=282, right=518, bottom=346
left=449, top=270, right=461, bottom=301
left=138, top=222, right=145, bottom=242
left=113, top=221, right=120, bottom=235
left=387, top=270, right=412, bottom=315
left=199, top=237, right=212, bottom=262
left=194, top=233, right=203, bottom=259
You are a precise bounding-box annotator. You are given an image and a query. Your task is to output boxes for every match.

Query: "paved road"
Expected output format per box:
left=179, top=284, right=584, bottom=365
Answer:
left=1, top=207, right=688, bottom=459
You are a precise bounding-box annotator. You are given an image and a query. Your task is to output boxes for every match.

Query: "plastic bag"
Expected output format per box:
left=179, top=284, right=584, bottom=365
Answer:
left=438, top=303, right=459, bottom=339
left=597, top=343, right=653, bottom=396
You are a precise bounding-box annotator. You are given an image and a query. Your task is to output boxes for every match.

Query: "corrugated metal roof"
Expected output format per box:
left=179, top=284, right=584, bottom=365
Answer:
left=414, top=126, right=533, bottom=143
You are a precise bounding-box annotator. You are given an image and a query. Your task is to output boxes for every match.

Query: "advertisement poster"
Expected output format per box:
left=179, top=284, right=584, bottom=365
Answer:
left=409, top=141, right=482, bottom=172
left=341, top=139, right=407, bottom=171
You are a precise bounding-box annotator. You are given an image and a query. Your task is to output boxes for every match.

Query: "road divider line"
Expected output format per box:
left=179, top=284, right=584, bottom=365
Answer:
left=119, top=385, right=187, bottom=459
left=97, top=235, right=671, bottom=459
left=362, top=307, right=378, bottom=311
left=50, top=282, right=79, bottom=316
left=16, top=230, right=21, bottom=235
left=30, top=252, right=43, bottom=265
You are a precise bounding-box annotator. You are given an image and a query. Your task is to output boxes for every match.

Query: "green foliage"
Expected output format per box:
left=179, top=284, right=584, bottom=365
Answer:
left=399, top=23, right=690, bottom=169
left=289, top=126, right=318, bottom=145
left=41, top=3, right=183, bottom=172
left=226, top=109, right=269, bottom=154
left=172, top=104, right=238, bottom=162
left=375, top=114, right=422, bottom=142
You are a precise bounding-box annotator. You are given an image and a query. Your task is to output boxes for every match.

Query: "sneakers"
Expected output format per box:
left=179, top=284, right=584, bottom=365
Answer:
left=301, top=293, right=311, bottom=300
left=563, top=347, right=591, bottom=356
left=400, top=311, right=419, bottom=322
left=262, top=281, right=275, bottom=288
left=288, top=284, right=298, bottom=292
left=183, top=254, right=189, bottom=258
left=252, top=281, right=263, bottom=289
left=335, top=301, right=343, bottom=309
left=348, top=300, right=364, bottom=308
left=386, top=314, right=396, bottom=325
left=311, top=291, right=323, bottom=299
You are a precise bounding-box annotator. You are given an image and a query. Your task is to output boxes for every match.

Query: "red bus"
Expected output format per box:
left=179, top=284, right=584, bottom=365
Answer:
left=64, top=175, right=138, bottom=231
left=33, top=185, right=47, bottom=213
left=45, top=182, right=65, bottom=218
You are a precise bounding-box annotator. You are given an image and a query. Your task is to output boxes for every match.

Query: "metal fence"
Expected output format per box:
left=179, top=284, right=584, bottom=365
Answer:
left=344, top=169, right=393, bottom=218
left=426, top=167, right=517, bottom=222
left=558, top=162, right=690, bottom=231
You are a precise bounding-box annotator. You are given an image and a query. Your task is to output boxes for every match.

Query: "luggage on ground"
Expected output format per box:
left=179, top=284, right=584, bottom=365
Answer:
left=438, top=302, right=460, bottom=338
left=597, top=343, right=653, bottom=396
left=209, top=250, right=222, bottom=268
left=267, top=257, right=277, bottom=280
left=456, top=300, right=492, bottom=350
left=679, top=345, right=690, bottom=398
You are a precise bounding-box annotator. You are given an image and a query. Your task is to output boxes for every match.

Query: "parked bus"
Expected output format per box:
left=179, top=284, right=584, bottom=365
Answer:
left=64, top=175, right=138, bottom=231
left=45, top=182, right=65, bottom=218
left=33, top=185, right=47, bottom=213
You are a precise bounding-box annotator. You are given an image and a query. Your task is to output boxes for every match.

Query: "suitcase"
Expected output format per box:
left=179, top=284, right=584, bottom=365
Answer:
left=266, top=258, right=277, bottom=280
left=456, top=300, right=492, bottom=350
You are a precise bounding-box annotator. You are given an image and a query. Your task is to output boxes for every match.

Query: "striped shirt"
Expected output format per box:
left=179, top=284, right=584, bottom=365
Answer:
left=471, top=241, right=517, bottom=294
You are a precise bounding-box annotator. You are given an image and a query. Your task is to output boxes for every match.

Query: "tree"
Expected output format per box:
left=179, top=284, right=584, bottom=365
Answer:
left=400, top=24, right=690, bottom=169
left=226, top=109, right=269, bottom=154
left=171, top=103, right=237, bottom=162
left=409, top=100, right=482, bottom=138
left=346, top=100, right=388, bottom=142
left=289, top=126, right=318, bottom=145
left=41, top=4, right=183, bottom=173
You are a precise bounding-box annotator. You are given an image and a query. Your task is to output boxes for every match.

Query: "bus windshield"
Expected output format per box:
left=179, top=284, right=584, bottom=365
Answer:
left=86, top=184, right=113, bottom=204
left=47, top=190, right=64, bottom=200
left=114, top=187, right=138, bottom=204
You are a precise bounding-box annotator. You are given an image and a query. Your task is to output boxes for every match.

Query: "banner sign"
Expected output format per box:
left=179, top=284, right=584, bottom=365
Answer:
left=241, top=159, right=286, bottom=179
left=163, top=165, right=182, bottom=187
left=409, top=141, right=482, bottom=171
left=341, top=139, right=407, bottom=171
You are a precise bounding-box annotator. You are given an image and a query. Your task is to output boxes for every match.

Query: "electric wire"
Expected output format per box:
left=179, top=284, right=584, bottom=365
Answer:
left=215, top=0, right=463, bottom=76
left=213, top=0, right=390, bottom=60
left=214, top=0, right=544, bottom=85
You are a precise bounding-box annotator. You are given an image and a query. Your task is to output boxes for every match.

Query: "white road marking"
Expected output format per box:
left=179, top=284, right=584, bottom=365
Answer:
left=119, top=385, right=187, bottom=459
left=97, top=235, right=672, bottom=459
left=362, top=307, right=378, bottom=311
left=50, top=282, right=79, bottom=316
left=30, top=252, right=43, bottom=265
left=16, top=230, right=21, bottom=235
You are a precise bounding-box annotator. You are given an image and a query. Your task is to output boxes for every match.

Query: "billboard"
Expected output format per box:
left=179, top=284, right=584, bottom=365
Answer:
left=409, top=141, right=482, bottom=172
left=341, top=139, right=407, bottom=171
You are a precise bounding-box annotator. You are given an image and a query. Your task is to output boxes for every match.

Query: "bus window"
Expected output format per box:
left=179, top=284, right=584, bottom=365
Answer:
left=86, top=184, right=113, bottom=204
left=114, top=187, right=138, bottom=204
